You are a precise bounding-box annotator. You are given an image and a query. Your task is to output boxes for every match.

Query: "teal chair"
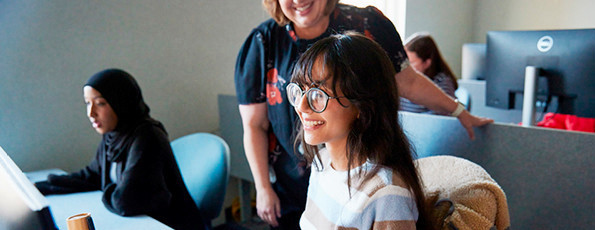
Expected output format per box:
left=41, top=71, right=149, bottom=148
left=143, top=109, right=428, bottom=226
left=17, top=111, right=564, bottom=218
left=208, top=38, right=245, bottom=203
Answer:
left=171, top=132, right=230, bottom=225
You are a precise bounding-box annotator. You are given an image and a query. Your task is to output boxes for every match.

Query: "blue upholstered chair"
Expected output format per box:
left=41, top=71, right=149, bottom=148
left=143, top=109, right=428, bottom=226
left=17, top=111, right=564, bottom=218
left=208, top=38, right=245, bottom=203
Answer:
left=171, top=132, right=230, bottom=225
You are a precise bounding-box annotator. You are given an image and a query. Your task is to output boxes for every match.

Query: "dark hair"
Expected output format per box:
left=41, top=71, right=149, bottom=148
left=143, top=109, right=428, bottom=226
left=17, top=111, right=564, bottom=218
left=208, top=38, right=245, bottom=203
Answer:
left=291, top=31, right=430, bottom=229
left=262, top=0, right=339, bottom=26
left=405, top=32, right=458, bottom=89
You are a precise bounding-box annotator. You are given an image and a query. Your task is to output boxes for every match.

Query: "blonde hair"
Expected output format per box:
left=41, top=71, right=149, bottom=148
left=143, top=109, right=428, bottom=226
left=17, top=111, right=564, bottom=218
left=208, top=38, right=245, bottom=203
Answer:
left=262, top=0, right=340, bottom=26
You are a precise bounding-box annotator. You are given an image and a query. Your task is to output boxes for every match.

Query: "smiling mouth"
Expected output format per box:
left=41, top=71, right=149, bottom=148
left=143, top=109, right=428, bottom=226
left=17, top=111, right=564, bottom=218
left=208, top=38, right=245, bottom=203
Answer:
left=303, top=120, right=324, bottom=128
left=295, top=3, right=312, bottom=12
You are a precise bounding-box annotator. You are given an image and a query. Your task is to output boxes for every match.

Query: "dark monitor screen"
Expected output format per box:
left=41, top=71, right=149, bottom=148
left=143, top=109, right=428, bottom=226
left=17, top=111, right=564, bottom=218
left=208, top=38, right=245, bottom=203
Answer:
left=485, top=29, right=595, bottom=118
left=0, top=146, right=57, bottom=230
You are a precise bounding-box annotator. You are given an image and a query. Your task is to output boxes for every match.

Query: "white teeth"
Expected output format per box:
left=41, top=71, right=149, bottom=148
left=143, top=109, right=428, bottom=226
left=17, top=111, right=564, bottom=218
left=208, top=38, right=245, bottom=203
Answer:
left=296, top=4, right=312, bottom=12
left=304, top=120, right=324, bottom=127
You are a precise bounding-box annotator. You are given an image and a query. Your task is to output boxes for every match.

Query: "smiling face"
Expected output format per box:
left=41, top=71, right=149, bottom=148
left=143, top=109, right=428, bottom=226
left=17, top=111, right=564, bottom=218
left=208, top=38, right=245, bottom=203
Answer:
left=83, top=86, right=118, bottom=134
left=279, top=0, right=330, bottom=39
left=294, top=59, right=359, bottom=150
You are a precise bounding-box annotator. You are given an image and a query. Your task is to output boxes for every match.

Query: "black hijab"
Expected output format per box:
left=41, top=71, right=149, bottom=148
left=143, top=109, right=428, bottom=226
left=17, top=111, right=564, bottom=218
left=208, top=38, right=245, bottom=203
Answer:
left=85, top=68, right=164, bottom=162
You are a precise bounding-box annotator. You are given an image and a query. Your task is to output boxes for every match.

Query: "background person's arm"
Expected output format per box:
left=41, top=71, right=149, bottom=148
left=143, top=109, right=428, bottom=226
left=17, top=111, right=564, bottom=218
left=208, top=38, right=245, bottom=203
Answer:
left=239, top=103, right=281, bottom=227
left=396, top=66, right=493, bottom=140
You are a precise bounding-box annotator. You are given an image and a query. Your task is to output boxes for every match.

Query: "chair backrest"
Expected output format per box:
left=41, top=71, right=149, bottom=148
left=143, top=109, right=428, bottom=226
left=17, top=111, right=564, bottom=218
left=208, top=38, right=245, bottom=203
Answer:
left=170, top=132, right=230, bottom=221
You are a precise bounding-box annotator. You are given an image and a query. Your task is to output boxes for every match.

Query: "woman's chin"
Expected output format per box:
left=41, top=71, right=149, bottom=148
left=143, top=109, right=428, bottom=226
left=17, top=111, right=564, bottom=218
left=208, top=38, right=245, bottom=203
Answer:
left=94, top=128, right=106, bottom=134
left=94, top=127, right=114, bottom=135
left=304, top=136, right=323, bottom=146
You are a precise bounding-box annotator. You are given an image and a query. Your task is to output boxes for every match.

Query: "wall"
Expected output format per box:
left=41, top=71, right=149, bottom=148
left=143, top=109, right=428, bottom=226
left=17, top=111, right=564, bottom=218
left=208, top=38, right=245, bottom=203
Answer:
left=474, top=0, right=595, bottom=42
left=0, top=1, right=267, bottom=172
left=340, top=0, right=407, bottom=41
left=404, top=0, right=476, bottom=78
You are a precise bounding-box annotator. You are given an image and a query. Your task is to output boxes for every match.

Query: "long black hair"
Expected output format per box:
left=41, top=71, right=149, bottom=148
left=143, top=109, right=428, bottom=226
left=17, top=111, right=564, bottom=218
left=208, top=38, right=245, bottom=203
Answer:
left=291, top=31, right=430, bottom=229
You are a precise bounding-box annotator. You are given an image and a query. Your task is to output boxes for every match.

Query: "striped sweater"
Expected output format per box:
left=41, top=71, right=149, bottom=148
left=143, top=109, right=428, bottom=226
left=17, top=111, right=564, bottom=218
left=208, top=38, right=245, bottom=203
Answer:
left=300, top=149, right=418, bottom=229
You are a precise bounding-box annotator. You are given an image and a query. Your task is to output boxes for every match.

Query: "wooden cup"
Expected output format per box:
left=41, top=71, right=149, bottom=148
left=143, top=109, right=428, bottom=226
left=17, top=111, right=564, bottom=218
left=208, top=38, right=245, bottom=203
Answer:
left=66, top=212, right=95, bottom=230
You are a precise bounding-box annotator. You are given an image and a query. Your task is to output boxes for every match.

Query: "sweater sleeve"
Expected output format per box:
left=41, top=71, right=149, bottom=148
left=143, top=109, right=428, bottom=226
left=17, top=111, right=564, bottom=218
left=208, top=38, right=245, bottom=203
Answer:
left=369, top=186, right=418, bottom=230
left=101, top=126, right=173, bottom=216
left=35, top=147, right=103, bottom=195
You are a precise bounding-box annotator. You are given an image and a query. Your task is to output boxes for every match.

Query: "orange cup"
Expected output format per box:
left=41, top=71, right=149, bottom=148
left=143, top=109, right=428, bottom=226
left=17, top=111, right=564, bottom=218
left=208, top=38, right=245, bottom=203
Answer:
left=66, top=212, right=95, bottom=230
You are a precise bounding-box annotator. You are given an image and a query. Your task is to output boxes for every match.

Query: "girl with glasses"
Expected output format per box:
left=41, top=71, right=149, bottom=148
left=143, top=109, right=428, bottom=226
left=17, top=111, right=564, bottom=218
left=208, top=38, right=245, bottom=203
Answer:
left=289, top=32, right=430, bottom=229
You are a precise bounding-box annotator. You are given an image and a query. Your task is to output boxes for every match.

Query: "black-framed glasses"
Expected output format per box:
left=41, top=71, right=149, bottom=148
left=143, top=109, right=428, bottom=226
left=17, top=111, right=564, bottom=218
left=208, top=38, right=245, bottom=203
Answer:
left=286, top=82, right=346, bottom=113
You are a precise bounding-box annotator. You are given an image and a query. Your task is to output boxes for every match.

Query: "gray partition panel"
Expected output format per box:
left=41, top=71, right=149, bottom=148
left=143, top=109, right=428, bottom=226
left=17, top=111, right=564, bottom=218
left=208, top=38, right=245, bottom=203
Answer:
left=401, top=112, right=595, bottom=229
left=218, top=95, right=252, bottom=182
left=217, top=94, right=254, bottom=222
left=218, top=94, right=595, bottom=229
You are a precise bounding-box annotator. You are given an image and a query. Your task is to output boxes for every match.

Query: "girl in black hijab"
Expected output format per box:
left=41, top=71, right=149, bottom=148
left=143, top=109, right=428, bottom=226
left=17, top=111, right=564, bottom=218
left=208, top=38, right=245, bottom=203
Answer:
left=36, top=69, right=209, bottom=229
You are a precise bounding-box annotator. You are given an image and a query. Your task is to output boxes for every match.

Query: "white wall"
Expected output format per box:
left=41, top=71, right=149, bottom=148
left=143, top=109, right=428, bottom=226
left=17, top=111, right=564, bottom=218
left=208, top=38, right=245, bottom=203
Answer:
left=0, top=1, right=267, bottom=172
left=474, top=0, right=595, bottom=42
left=404, top=0, right=476, bottom=78
left=340, top=0, right=407, bottom=41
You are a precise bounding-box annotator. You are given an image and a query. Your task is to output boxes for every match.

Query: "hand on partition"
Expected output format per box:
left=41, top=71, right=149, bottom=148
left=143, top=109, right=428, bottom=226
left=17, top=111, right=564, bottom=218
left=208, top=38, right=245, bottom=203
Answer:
left=457, top=110, right=494, bottom=140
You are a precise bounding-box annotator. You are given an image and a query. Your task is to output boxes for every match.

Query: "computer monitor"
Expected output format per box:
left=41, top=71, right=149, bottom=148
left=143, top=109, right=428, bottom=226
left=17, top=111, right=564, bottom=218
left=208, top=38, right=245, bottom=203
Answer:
left=485, top=29, right=595, bottom=123
left=0, top=146, right=57, bottom=230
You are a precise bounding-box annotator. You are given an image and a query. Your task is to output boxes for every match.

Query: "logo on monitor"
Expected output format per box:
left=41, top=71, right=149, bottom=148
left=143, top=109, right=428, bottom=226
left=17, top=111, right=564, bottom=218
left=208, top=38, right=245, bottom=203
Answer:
left=537, top=36, right=553, bottom=52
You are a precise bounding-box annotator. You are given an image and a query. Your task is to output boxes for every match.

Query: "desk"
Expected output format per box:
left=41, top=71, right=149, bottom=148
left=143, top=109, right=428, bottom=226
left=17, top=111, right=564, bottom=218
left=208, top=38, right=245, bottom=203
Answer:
left=46, top=191, right=171, bottom=230
left=26, top=170, right=171, bottom=230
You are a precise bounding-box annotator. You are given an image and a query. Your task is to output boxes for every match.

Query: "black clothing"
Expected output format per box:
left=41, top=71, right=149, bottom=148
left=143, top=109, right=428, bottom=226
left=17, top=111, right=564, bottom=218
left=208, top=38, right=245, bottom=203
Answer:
left=36, top=69, right=208, bottom=230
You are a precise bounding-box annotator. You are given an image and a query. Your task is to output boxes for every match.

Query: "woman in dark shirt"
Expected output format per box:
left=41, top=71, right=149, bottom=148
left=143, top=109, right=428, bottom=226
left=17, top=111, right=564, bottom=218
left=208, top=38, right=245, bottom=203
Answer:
left=36, top=68, right=208, bottom=230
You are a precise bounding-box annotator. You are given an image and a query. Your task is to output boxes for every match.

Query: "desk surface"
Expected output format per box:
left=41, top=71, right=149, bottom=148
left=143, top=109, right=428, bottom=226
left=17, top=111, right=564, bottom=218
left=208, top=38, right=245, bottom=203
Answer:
left=46, top=191, right=171, bottom=230
left=26, top=170, right=171, bottom=230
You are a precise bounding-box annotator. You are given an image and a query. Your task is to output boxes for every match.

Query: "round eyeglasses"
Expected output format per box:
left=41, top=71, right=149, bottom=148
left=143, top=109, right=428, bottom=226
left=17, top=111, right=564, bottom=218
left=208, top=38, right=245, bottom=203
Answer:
left=286, top=82, right=346, bottom=113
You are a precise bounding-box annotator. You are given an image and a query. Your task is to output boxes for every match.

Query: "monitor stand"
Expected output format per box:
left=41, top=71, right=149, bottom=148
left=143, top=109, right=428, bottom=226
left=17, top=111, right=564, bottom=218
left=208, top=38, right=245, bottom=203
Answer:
left=521, top=66, right=538, bottom=127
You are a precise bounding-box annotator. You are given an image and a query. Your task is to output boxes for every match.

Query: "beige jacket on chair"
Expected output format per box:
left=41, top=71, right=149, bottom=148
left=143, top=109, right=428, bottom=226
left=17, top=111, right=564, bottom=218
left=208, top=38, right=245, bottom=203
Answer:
left=416, top=155, right=510, bottom=230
